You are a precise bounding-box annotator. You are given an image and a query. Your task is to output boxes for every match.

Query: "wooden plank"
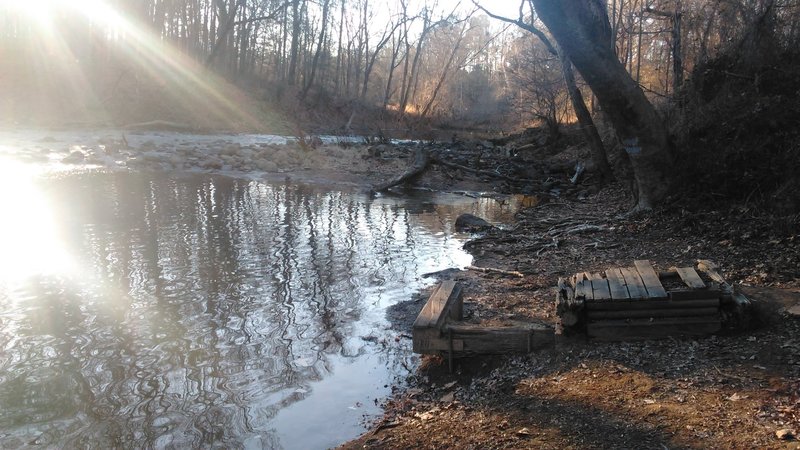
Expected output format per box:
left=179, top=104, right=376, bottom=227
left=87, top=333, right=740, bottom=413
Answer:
left=591, top=278, right=612, bottom=301
left=605, top=268, right=630, bottom=300
left=587, top=317, right=721, bottom=341
left=669, top=289, right=721, bottom=301
left=634, top=260, right=668, bottom=298
left=675, top=266, right=707, bottom=289
left=412, top=281, right=463, bottom=353
left=620, top=267, right=648, bottom=299
left=586, top=298, right=720, bottom=310
left=696, top=260, right=727, bottom=284
left=412, top=281, right=463, bottom=330
left=587, top=307, right=720, bottom=320
left=446, top=322, right=553, bottom=354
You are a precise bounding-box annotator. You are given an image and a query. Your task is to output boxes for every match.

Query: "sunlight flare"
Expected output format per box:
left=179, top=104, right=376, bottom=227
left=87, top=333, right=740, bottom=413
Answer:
left=0, top=159, right=75, bottom=280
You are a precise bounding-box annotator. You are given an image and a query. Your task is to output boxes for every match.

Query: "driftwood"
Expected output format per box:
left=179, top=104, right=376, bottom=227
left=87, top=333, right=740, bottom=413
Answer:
left=466, top=265, right=524, bottom=278
left=430, top=155, right=532, bottom=184
left=372, top=148, right=430, bottom=193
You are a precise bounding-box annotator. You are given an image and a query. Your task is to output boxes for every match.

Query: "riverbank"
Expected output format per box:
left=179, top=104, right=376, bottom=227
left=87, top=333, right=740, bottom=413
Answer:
left=339, top=145, right=800, bottom=448
left=3, top=127, right=798, bottom=448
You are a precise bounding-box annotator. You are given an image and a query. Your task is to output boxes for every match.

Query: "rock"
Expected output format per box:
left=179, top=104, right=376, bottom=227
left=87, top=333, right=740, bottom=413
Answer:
left=776, top=429, right=795, bottom=440
left=455, top=213, right=494, bottom=232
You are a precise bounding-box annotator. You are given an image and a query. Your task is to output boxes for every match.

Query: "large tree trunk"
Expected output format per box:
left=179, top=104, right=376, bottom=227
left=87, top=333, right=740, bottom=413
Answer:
left=532, top=0, right=675, bottom=210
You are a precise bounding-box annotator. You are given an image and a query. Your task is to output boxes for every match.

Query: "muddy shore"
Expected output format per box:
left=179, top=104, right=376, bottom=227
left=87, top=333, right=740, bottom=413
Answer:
left=335, top=142, right=800, bottom=449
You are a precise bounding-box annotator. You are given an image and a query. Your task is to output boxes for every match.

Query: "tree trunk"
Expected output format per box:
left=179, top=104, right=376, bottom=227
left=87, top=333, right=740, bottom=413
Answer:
left=532, top=0, right=675, bottom=210
left=558, top=48, right=613, bottom=183
left=301, top=0, right=330, bottom=99
left=287, top=0, right=302, bottom=85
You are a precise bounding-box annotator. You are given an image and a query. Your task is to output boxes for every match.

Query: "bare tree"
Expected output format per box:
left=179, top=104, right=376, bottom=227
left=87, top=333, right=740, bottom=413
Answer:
left=531, top=0, right=675, bottom=209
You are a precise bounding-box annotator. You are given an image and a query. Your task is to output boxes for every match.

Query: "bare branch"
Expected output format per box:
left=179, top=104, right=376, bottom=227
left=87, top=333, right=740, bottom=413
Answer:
left=471, top=0, right=558, bottom=55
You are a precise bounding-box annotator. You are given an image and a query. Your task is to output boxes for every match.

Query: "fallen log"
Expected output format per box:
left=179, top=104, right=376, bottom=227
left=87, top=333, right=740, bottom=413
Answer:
left=372, top=147, right=430, bottom=193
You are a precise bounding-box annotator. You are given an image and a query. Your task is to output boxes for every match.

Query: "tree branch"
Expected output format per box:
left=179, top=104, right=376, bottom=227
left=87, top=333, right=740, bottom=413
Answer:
left=472, top=0, right=558, bottom=55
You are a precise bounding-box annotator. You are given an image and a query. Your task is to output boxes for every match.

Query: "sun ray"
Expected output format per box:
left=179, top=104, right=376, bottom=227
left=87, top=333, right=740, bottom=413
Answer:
left=1, top=0, right=272, bottom=130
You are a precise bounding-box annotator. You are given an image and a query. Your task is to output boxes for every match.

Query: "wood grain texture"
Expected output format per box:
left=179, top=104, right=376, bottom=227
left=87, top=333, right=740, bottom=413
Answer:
left=605, top=268, right=630, bottom=300
left=634, top=260, right=668, bottom=298
left=675, top=266, right=707, bottom=289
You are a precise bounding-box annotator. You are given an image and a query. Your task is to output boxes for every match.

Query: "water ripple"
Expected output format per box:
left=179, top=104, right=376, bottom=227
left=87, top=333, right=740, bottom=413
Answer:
left=0, top=171, right=515, bottom=449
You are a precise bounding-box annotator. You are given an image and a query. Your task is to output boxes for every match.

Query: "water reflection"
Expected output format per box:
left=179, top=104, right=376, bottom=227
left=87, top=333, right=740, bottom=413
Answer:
left=0, top=171, right=515, bottom=449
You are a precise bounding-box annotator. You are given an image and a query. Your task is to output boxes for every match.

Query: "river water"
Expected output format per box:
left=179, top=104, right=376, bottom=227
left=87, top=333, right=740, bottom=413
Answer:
left=0, top=132, right=516, bottom=449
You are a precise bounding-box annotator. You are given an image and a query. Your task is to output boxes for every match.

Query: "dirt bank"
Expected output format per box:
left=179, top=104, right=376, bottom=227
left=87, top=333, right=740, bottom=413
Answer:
left=339, top=141, right=800, bottom=449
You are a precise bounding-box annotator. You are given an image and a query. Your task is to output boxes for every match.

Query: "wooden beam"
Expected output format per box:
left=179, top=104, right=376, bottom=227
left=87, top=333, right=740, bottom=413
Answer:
left=669, top=289, right=721, bottom=301
left=445, top=322, right=553, bottom=354
left=588, top=317, right=721, bottom=340
left=587, top=307, right=720, bottom=320
left=634, top=260, right=668, bottom=298
left=675, top=266, right=706, bottom=289
left=586, top=298, right=719, bottom=310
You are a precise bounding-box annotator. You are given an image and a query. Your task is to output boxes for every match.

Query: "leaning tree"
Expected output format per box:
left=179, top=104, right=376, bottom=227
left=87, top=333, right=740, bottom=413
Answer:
left=531, top=0, right=676, bottom=210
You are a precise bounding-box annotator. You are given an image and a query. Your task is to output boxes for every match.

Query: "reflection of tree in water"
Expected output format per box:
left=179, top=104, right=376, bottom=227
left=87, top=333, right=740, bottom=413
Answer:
left=0, top=171, right=476, bottom=448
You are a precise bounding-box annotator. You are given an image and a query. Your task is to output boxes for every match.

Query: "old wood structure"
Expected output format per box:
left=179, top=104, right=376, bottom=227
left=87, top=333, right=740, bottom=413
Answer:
left=557, top=259, right=751, bottom=340
left=411, top=260, right=750, bottom=358
left=412, top=281, right=553, bottom=358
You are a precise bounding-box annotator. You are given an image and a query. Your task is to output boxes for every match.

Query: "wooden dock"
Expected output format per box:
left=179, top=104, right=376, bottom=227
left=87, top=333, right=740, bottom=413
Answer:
left=557, top=259, right=750, bottom=340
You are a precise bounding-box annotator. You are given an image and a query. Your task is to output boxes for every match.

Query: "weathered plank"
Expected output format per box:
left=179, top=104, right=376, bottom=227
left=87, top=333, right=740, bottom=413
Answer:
left=587, top=316, right=721, bottom=341
left=696, top=260, right=727, bottom=284
left=605, top=268, right=630, bottom=300
left=412, top=328, right=464, bottom=353
left=669, top=289, right=721, bottom=301
left=412, top=281, right=463, bottom=329
left=634, top=260, right=668, bottom=298
left=585, top=298, right=719, bottom=310
left=446, top=322, right=554, bottom=354
left=412, top=281, right=463, bottom=354
left=620, top=267, right=648, bottom=299
left=591, top=278, right=612, bottom=301
left=675, top=266, right=707, bottom=289
left=587, top=307, right=720, bottom=320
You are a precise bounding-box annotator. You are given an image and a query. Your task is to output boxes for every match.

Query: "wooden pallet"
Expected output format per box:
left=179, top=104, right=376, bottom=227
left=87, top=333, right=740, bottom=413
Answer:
left=412, top=281, right=553, bottom=356
left=556, top=260, right=748, bottom=340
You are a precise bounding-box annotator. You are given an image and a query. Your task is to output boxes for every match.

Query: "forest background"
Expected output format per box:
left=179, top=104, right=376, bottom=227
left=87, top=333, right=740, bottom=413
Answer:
left=1, top=0, right=798, bottom=210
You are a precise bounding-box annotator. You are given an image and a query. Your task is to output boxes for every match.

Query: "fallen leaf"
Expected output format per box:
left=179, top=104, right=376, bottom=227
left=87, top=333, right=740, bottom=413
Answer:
left=775, top=429, right=795, bottom=440
left=727, top=393, right=747, bottom=401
